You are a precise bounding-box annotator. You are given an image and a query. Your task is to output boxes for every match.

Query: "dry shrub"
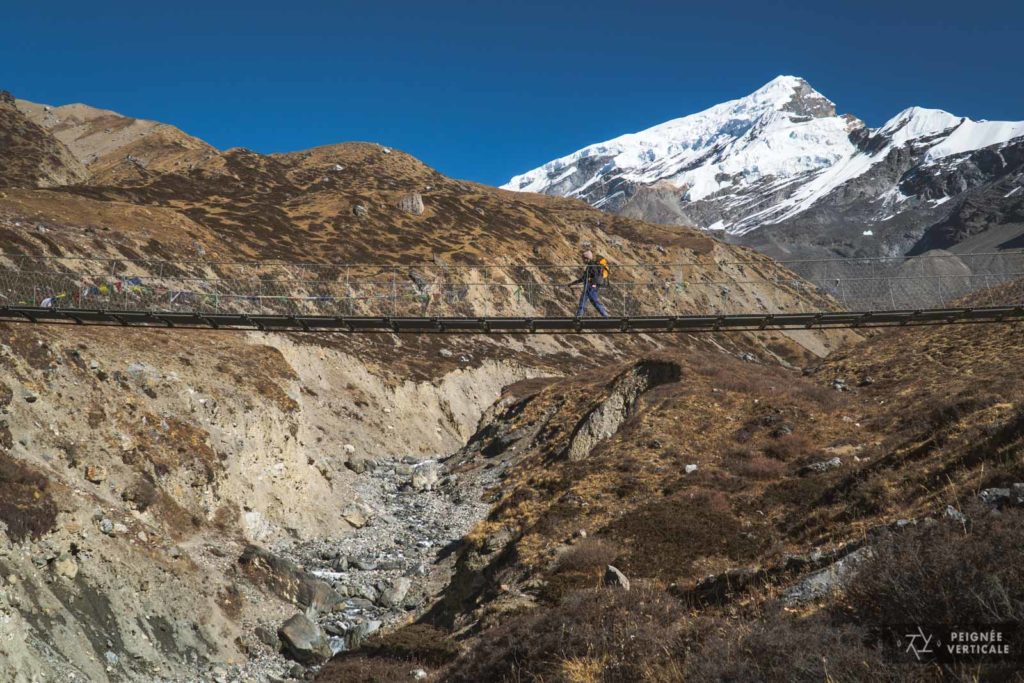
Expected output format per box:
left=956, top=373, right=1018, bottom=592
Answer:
left=724, top=450, right=786, bottom=480
left=693, top=361, right=838, bottom=410
left=840, top=476, right=893, bottom=518
left=358, top=624, right=457, bottom=667
left=544, top=538, right=623, bottom=602
left=843, top=505, right=1024, bottom=626
left=317, top=624, right=455, bottom=682
left=448, top=585, right=686, bottom=683
left=317, top=655, right=426, bottom=683
left=554, top=538, right=621, bottom=574
left=121, top=475, right=158, bottom=512
left=0, top=452, right=58, bottom=543
left=761, top=432, right=813, bottom=461
left=606, top=490, right=767, bottom=578
left=683, top=615, right=890, bottom=683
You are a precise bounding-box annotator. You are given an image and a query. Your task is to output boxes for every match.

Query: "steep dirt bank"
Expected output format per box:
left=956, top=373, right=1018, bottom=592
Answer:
left=0, top=321, right=584, bottom=681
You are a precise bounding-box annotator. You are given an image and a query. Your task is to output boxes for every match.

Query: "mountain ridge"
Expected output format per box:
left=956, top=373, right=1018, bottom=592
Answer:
left=504, top=76, right=1024, bottom=260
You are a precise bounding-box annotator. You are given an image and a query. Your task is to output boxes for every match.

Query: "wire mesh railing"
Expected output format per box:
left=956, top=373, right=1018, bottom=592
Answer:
left=0, top=252, right=1022, bottom=319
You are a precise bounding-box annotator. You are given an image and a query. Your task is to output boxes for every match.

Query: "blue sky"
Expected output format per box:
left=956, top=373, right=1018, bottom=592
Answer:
left=5, top=0, right=1022, bottom=185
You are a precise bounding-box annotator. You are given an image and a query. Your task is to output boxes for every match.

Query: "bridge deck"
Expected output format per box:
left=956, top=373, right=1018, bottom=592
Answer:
left=2, top=305, right=1023, bottom=333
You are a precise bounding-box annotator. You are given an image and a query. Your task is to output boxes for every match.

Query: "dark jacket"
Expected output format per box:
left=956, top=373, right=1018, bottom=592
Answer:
left=570, top=257, right=607, bottom=287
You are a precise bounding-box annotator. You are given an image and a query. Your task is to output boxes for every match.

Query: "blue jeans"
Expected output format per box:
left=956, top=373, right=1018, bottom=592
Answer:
left=576, top=284, right=609, bottom=317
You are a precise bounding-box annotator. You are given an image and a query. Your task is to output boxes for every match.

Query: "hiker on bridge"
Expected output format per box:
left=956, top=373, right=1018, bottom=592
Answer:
left=569, top=250, right=610, bottom=318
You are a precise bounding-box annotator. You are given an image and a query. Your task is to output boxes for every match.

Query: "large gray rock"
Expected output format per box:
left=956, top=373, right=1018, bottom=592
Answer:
left=979, top=484, right=1024, bottom=508
left=782, top=547, right=871, bottom=605
left=378, top=577, right=412, bottom=608
left=342, top=503, right=371, bottom=528
left=344, top=454, right=375, bottom=475
left=255, top=625, right=281, bottom=651
left=798, top=457, right=842, bottom=475
left=278, top=613, right=332, bottom=666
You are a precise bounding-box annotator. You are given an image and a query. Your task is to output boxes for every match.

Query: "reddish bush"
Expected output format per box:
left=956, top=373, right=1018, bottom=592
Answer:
left=843, top=505, right=1024, bottom=626
left=448, top=585, right=686, bottom=683
left=0, top=453, right=57, bottom=543
left=724, top=450, right=786, bottom=480
left=683, top=615, right=890, bottom=683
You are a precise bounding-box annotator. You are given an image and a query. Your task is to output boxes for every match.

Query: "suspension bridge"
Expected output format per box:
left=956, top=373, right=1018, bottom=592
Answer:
left=1, top=252, right=1022, bottom=333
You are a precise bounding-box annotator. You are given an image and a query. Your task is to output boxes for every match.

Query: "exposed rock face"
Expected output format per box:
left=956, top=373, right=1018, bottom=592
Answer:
left=505, top=75, right=1024, bottom=261
left=238, top=545, right=343, bottom=612
left=564, top=360, right=681, bottom=461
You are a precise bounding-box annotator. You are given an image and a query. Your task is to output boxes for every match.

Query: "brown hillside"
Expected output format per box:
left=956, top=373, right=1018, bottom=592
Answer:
left=16, top=98, right=216, bottom=185
left=0, top=92, right=87, bottom=188
left=319, top=314, right=1024, bottom=681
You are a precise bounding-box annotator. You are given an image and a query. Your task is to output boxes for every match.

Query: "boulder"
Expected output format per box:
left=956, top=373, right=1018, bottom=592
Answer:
left=798, top=457, right=842, bottom=476
left=343, top=503, right=372, bottom=528
left=604, top=565, right=630, bottom=591
left=84, top=465, right=107, bottom=484
left=945, top=505, right=968, bottom=524
left=979, top=488, right=1012, bottom=506
left=278, top=613, right=332, bottom=666
left=345, top=454, right=375, bottom=475
left=378, top=577, right=412, bottom=608
left=979, top=485, right=1024, bottom=508
left=781, top=547, right=871, bottom=605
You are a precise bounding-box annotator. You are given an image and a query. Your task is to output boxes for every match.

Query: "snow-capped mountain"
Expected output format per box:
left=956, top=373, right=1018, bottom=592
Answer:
left=504, top=76, right=1024, bottom=259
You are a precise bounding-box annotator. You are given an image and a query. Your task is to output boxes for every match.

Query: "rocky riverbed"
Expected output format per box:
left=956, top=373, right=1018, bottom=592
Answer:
left=226, top=453, right=491, bottom=682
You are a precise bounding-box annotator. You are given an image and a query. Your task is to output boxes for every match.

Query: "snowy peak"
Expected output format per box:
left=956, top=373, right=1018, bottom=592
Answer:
left=504, top=76, right=1024, bottom=253
left=754, top=75, right=837, bottom=118
left=503, top=75, right=859, bottom=205
left=878, top=106, right=964, bottom=145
